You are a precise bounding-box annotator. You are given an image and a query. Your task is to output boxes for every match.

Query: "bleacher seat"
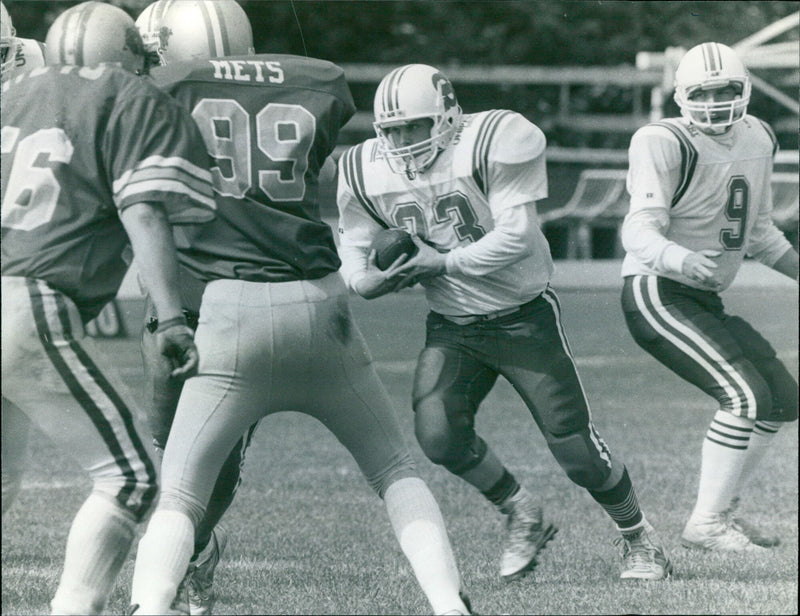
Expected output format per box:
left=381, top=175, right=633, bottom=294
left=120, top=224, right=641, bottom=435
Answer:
left=540, top=169, right=627, bottom=259
left=542, top=168, right=800, bottom=260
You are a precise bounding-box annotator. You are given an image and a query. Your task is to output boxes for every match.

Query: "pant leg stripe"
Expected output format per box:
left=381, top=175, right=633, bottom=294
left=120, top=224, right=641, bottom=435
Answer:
left=632, top=276, right=755, bottom=418
left=27, top=281, right=154, bottom=517
left=52, top=292, right=158, bottom=511
left=540, top=287, right=613, bottom=467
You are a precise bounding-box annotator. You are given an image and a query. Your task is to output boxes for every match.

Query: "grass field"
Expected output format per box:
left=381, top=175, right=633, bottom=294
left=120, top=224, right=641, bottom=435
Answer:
left=2, top=281, right=797, bottom=615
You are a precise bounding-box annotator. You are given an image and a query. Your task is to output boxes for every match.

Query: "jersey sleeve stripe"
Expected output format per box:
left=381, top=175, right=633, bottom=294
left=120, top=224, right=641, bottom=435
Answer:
left=113, top=155, right=216, bottom=213
left=758, top=119, right=779, bottom=156
left=26, top=279, right=157, bottom=519
left=652, top=121, right=698, bottom=207
left=344, top=144, right=389, bottom=229
left=113, top=155, right=213, bottom=194
left=116, top=181, right=218, bottom=221
left=472, top=110, right=512, bottom=196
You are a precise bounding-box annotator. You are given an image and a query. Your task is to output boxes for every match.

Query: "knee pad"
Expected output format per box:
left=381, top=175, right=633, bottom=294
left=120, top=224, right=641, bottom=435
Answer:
left=546, top=429, right=613, bottom=490
left=414, top=395, right=485, bottom=474
left=761, top=358, right=798, bottom=422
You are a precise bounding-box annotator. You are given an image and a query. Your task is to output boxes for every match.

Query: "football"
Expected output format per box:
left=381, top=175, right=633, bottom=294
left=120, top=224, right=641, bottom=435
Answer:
left=370, top=228, right=418, bottom=271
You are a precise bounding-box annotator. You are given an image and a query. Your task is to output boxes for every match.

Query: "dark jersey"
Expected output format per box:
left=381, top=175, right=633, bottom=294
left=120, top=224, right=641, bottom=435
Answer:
left=150, top=54, right=356, bottom=283
left=1, top=65, right=215, bottom=321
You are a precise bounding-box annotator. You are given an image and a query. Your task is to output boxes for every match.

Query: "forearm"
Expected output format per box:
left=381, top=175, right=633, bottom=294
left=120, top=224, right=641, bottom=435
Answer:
left=771, top=247, right=799, bottom=281
left=621, top=208, right=691, bottom=274
left=120, top=202, right=185, bottom=322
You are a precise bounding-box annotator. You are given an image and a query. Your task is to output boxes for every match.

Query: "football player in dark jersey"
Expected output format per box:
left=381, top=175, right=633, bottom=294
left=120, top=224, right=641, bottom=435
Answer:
left=1, top=2, right=216, bottom=614
left=129, top=2, right=470, bottom=615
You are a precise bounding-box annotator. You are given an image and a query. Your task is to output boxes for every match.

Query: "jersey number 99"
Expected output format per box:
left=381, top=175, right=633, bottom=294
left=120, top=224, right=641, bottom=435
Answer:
left=191, top=99, right=314, bottom=202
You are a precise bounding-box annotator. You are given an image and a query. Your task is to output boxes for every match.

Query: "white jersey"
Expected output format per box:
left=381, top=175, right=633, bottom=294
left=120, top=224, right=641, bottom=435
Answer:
left=621, top=115, right=792, bottom=291
left=337, top=110, right=552, bottom=316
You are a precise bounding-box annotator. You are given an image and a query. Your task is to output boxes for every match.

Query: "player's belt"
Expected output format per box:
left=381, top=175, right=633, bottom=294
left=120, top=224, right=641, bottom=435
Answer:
left=440, top=297, right=538, bottom=326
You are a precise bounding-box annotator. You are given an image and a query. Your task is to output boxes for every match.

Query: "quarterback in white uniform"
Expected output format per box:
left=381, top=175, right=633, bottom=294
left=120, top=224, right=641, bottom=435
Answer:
left=338, top=63, right=672, bottom=582
left=620, top=42, right=798, bottom=552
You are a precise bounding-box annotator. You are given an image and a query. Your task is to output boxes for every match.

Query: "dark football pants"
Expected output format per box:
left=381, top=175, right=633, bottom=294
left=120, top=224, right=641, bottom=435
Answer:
left=413, top=287, right=618, bottom=490
left=621, top=275, right=798, bottom=422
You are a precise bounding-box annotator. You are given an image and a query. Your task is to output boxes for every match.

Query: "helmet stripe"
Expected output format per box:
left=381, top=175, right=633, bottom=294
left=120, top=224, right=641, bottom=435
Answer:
left=210, top=1, right=231, bottom=56
left=73, top=2, right=95, bottom=66
left=197, top=0, right=228, bottom=58
left=382, top=65, right=408, bottom=114
left=381, top=67, right=399, bottom=113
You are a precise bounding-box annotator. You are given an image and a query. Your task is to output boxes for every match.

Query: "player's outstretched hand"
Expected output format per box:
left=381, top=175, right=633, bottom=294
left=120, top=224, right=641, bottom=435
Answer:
left=156, top=317, right=199, bottom=378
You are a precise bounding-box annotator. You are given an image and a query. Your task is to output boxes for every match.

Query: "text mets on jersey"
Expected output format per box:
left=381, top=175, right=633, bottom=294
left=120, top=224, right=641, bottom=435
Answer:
left=209, top=60, right=285, bottom=84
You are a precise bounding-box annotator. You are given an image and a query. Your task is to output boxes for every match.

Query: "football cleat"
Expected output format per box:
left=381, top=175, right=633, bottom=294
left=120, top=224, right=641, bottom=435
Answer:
left=616, top=523, right=672, bottom=580
left=681, top=513, right=768, bottom=552
left=499, top=491, right=557, bottom=582
left=724, top=497, right=780, bottom=548
left=181, top=526, right=228, bottom=615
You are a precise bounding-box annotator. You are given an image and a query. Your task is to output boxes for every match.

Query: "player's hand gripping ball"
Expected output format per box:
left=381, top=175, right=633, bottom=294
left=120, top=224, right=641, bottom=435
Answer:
left=370, top=228, right=419, bottom=270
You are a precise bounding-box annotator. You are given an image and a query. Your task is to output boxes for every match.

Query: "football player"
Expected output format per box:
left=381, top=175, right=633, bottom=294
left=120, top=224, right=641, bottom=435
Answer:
left=1, top=1, right=46, bottom=83
left=1, top=2, right=216, bottom=614
left=620, top=42, right=799, bottom=551
left=134, top=3, right=257, bottom=613
left=0, top=0, right=47, bottom=515
left=337, top=63, right=672, bottom=581
left=128, top=3, right=470, bottom=615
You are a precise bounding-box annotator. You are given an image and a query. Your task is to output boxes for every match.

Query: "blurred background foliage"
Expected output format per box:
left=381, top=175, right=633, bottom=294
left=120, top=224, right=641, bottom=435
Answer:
left=7, top=1, right=798, bottom=66
left=6, top=2, right=798, bottom=149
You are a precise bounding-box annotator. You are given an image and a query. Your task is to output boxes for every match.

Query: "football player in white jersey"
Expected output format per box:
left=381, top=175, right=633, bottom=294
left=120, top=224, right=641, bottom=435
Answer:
left=620, top=42, right=798, bottom=552
left=338, top=63, right=672, bottom=581
left=0, top=1, right=47, bottom=83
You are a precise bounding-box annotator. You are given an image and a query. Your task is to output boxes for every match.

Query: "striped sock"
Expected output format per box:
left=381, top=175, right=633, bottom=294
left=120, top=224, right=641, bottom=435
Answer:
left=588, top=466, right=643, bottom=530
left=692, top=410, right=754, bottom=517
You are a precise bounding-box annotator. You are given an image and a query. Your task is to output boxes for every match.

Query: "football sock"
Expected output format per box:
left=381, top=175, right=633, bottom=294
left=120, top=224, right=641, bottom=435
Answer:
left=384, top=477, right=467, bottom=616
left=485, top=470, right=521, bottom=509
left=691, top=411, right=753, bottom=518
left=130, top=509, right=195, bottom=615
left=731, top=420, right=780, bottom=504
left=50, top=493, right=136, bottom=615
left=457, top=445, right=510, bottom=494
left=588, top=466, right=643, bottom=530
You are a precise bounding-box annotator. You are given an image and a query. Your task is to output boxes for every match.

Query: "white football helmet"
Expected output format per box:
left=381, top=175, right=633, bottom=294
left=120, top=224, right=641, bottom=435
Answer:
left=373, top=64, right=462, bottom=176
left=1, top=1, right=17, bottom=78
left=45, top=1, right=146, bottom=73
left=145, top=0, right=254, bottom=66
left=674, top=42, right=751, bottom=133
left=135, top=0, right=172, bottom=69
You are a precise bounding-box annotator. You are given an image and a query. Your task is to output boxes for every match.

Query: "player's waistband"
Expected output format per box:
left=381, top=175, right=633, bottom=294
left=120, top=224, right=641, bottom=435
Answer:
left=203, top=272, right=347, bottom=307
left=436, top=294, right=542, bottom=326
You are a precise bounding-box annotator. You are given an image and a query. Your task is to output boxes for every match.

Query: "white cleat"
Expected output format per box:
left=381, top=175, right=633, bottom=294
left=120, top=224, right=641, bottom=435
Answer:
left=682, top=513, right=768, bottom=552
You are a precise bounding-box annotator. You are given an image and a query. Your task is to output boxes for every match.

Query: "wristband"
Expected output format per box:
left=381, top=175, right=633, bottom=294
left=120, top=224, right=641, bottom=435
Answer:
left=155, top=315, right=188, bottom=332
